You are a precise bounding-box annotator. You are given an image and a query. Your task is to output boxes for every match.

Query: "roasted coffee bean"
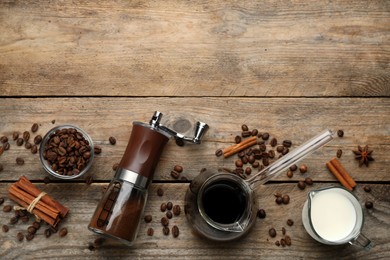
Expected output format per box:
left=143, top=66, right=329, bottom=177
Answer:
left=2, top=224, right=9, bottom=233
left=268, top=150, right=275, bottom=159
left=16, top=138, right=24, bottom=146
left=16, top=157, right=25, bottom=165
left=270, top=138, right=277, bottom=147
left=166, top=211, right=173, bottom=219
left=175, top=138, right=184, bottom=146
left=251, top=129, right=258, bottom=136
left=282, top=147, right=289, bottom=155
left=234, top=135, right=242, bottom=144
left=0, top=197, right=4, bottom=205
left=276, top=145, right=284, bottom=153
left=52, top=120, right=56, bottom=124
left=287, top=219, right=294, bottom=226
left=0, top=136, right=8, bottom=143
left=3, top=205, right=12, bottom=212
left=289, top=164, right=297, bottom=172
left=172, top=225, right=179, bottom=238
left=50, top=226, right=58, bottom=233
left=365, top=201, right=373, bottom=209
left=166, top=202, right=173, bottom=211
left=170, top=170, right=180, bottom=179
left=161, top=217, right=169, bottom=227
left=157, top=188, right=164, bottom=196
left=286, top=171, right=293, bottom=178
left=112, top=163, right=119, bottom=171
left=298, top=181, right=306, bottom=190
left=173, top=205, right=181, bottom=216
left=160, top=203, right=167, bottom=212
left=275, top=240, right=280, bottom=246
left=337, top=129, right=344, bottom=137
left=282, top=227, right=286, bottom=235
left=94, top=146, right=102, bottom=154
left=43, top=176, right=50, bottom=184
left=280, top=238, right=286, bottom=247
left=262, top=133, right=270, bottom=140
left=10, top=216, right=19, bottom=224
left=31, top=123, right=39, bottom=132
left=241, top=131, right=251, bottom=137
left=85, top=175, right=93, bottom=185
left=27, top=226, right=37, bottom=234
left=147, top=227, right=154, bottom=236
left=252, top=161, right=260, bottom=168
left=259, top=143, right=266, bottom=152
left=0, top=164, right=3, bottom=172
left=162, top=226, right=170, bottom=235
left=174, top=165, right=183, bottom=173
left=17, top=232, right=24, bottom=241
left=275, top=197, right=283, bottom=205
left=23, top=131, right=30, bottom=142
left=59, top=227, right=68, bottom=237
left=299, top=164, right=308, bottom=173
left=21, top=215, right=29, bottom=223
left=25, top=142, right=32, bottom=149
left=108, top=136, right=116, bottom=145
left=215, top=149, right=223, bottom=157
left=12, top=132, right=19, bottom=141
left=305, top=177, right=313, bottom=185
left=26, top=233, right=34, bottom=241
left=44, top=228, right=52, bottom=238
left=235, top=159, right=243, bottom=168
left=285, top=235, right=292, bottom=246
left=283, top=140, right=292, bottom=148
left=262, top=157, right=269, bottom=166
left=241, top=156, right=248, bottom=164
left=363, top=186, right=371, bottom=193
left=34, top=135, right=42, bottom=145
left=335, top=149, right=342, bottom=158
left=257, top=209, right=266, bottom=219
left=144, top=215, right=152, bottom=223
left=31, top=145, right=38, bottom=154
left=282, top=195, right=290, bottom=204
left=245, top=167, right=252, bottom=175
left=269, top=228, right=277, bottom=238
left=238, top=151, right=245, bottom=158
left=241, top=124, right=249, bottom=131
left=3, top=142, right=10, bottom=151
left=0, top=147, right=3, bottom=156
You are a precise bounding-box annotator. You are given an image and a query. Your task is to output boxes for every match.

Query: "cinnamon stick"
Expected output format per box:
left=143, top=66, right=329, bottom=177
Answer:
left=329, top=158, right=356, bottom=189
left=223, top=136, right=257, bottom=158
left=326, top=161, right=353, bottom=191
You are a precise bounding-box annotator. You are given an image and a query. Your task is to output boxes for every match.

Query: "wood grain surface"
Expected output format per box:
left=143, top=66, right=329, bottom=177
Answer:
left=0, top=0, right=389, bottom=96
left=1, top=0, right=389, bottom=259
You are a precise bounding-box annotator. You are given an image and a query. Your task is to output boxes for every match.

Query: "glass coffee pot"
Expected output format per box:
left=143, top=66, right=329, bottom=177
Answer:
left=185, top=130, right=334, bottom=241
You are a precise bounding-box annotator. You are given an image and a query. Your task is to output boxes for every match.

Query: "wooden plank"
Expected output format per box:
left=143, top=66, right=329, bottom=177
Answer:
left=0, top=183, right=388, bottom=259
left=0, top=97, right=389, bottom=182
left=0, top=0, right=389, bottom=97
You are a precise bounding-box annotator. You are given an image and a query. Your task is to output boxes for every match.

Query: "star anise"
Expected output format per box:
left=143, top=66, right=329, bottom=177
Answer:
left=353, top=145, right=374, bottom=167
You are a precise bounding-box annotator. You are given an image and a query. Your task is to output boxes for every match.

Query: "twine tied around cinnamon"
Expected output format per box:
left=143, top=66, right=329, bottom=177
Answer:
left=13, top=191, right=47, bottom=221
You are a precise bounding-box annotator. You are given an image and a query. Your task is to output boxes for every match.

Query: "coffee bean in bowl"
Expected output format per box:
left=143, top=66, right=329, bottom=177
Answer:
left=39, top=125, right=94, bottom=179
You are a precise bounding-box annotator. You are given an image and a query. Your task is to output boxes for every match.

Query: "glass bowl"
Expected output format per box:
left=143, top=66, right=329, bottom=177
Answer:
left=39, top=125, right=94, bottom=179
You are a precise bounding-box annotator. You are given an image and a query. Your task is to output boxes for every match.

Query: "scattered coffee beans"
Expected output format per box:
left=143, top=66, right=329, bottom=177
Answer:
left=166, top=202, right=173, bottom=211
left=27, top=226, right=37, bottom=235
left=160, top=203, right=167, bottom=212
left=0, top=147, right=3, bottom=156
left=282, top=227, right=286, bottom=235
left=16, top=138, right=24, bottom=146
left=289, top=164, right=297, bottom=172
left=234, top=135, right=241, bottom=144
left=3, top=142, right=10, bottom=151
left=144, top=215, right=152, bottom=223
left=285, top=235, right=292, bottom=246
left=242, top=131, right=251, bottom=138
left=270, top=138, right=277, bottom=147
left=299, top=164, right=308, bottom=173
left=112, top=163, right=119, bottom=171
left=44, top=228, right=52, bottom=238
left=10, top=216, right=19, bottom=225
left=31, top=123, right=39, bottom=133
left=282, top=195, right=290, bottom=204
left=172, top=205, right=181, bottom=216
left=286, top=171, right=293, bottom=178
left=173, top=165, right=183, bottom=173
left=108, top=136, right=116, bottom=145
left=157, top=188, right=164, bottom=196
left=2, top=224, right=9, bottom=233
left=0, top=164, right=3, bottom=172
left=275, top=197, right=283, bottom=205
left=287, top=219, right=294, bottom=226
left=26, top=233, right=34, bottom=241
left=336, top=149, right=342, bottom=158
left=337, top=129, right=344, bottom=137
left=297, top=181, right=306, bottom=190
left=162, top=226, right=170, bottom=235
left=59, top=227, right=68, bottom=237
left=166, top=211, right=173, bottom=219
left=15, top=157, right=24, bottom=165
left=17, top=232, right=24, bottom=241
left=3, top=205, right=12, bottom=212
left=25, top=142, right=32, bottom=149
left=147, top=227, right=154, bottom=236
left=241, top=124, right=249, bottom=131
left=94, top=146, right=102, bottom=154
left=304, top=177, right=313, bottom=185
left=282, top=140, right=292, bottom=148
left=280, top=238, right=286, bottom=247
left=257, top=209, right=266, bottom=219
left=365, top=201, right=373, bottom=209
left=172, top=225, right=179, bottom=238
left=31, top=145, right=38, bottom=154
left=23, top=131, right=30, bottom=142
left=85, top=175, right=93, bottom=185
left=0, top=136, right=8, bottom=143
left=170, top=170, right=180, bottom=179
left=34, top=135, right=42, bottom=145
left=275, top=240, right=280, bottom=246
left=262, top=133, right=270, bottom=140
left=215, top=149, right=223, bottom=157
left=0, top=197, right=4, bottom=205
left=12, top=132, right=19, bottom=140
left=363, top=186, right=371, bottom=193
left=269, top=228, right=277, bottom=238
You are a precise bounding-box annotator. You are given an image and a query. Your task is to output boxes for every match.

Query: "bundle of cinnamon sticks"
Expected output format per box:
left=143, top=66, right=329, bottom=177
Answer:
left=8, top=176, right=69, bottom=227
left=326, top=158, right=357, bottom=191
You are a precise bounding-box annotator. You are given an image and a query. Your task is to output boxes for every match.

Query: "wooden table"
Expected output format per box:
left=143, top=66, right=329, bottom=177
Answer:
left=1, top=1, right=389, bottom=259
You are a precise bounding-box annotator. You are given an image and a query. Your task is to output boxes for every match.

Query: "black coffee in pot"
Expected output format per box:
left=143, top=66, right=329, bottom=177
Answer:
left=201, top=180, right=247, bottom=224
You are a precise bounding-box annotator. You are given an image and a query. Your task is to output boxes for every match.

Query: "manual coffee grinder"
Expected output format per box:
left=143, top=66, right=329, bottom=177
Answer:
left=88, top=111, right=208, bottom=246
